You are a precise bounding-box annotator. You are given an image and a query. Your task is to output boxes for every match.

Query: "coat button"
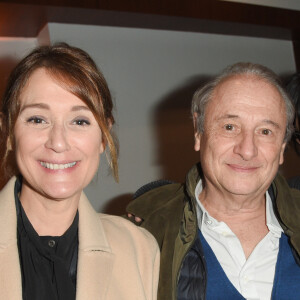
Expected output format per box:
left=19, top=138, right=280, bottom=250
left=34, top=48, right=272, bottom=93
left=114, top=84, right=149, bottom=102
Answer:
left=48, top=240, right=56, bottom=247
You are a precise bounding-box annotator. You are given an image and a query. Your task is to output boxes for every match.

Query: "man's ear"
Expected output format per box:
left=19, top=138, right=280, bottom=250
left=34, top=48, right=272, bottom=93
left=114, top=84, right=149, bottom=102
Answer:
left=193, top=113, right=201, bottom=152
left=279, top=142, right=286, bottom=165
left=194, top=132, right=201, bottom=152
left=192, top=113, right=198, bottom=130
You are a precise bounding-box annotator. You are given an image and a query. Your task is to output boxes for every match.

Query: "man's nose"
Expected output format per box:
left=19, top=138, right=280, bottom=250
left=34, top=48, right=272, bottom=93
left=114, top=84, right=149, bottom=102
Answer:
left=45, top=124, right=71, bottom=152
left=233, top=131, right=258, bottom=160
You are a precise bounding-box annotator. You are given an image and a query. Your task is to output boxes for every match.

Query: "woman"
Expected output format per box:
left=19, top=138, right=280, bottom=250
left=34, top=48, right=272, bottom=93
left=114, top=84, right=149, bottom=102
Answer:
left=0, top=43, right=159, bottom=299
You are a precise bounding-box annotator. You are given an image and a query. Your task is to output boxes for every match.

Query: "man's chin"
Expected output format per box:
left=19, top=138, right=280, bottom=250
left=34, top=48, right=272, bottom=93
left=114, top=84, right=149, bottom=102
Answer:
left=222, top=182, right=265, bottom=197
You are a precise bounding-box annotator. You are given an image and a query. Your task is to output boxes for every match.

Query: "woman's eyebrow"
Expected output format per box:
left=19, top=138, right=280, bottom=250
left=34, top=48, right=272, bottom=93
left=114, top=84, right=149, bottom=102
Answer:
left=20, top=103, right=49, bottom=113
left=71, top=105, right=90, bottom=112
left=20, top=104, right=90, bottom=113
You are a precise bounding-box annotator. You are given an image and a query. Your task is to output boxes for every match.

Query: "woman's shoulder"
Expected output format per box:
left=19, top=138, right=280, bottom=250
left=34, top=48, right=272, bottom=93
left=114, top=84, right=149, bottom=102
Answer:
left=98, top=213, right=159, bottom=249
left=97, top=214, right=160, bottom=298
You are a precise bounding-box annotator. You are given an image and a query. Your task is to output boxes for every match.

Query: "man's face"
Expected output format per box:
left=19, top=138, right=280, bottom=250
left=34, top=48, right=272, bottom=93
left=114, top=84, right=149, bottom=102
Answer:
left=194, top=75, right=287, bottom=199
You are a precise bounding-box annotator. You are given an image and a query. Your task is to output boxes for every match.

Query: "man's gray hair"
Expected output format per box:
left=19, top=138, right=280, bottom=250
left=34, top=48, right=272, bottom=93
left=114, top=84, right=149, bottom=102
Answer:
left=191, top=62, right=295, bottom=142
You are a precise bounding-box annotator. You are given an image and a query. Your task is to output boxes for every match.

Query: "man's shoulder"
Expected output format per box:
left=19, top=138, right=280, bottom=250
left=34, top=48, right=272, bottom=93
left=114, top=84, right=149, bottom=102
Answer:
left=272, top=172, right=300, bottom=218
left=273, top=173, right=300, bottom=200
left=288, top=176, right=300, bottom=191
left=126, top=180, right=185, bottom=219
left=273, top=173, right=300, bottom=257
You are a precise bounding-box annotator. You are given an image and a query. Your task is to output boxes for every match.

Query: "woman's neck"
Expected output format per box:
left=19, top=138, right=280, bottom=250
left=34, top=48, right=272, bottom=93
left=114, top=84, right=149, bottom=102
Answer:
left=19, top=183, right=79, bottom=236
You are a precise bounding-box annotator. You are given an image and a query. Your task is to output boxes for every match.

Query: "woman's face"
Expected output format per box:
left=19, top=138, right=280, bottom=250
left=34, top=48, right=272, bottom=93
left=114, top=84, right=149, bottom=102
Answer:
left=13, top=68, right=104, bottom=202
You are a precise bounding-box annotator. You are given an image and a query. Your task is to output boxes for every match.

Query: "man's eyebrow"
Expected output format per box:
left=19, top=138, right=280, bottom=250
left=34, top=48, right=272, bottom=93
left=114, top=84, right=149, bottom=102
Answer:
left=262, top=119, right=280, bottom=129
left=217, top=115, right=281, bottom=129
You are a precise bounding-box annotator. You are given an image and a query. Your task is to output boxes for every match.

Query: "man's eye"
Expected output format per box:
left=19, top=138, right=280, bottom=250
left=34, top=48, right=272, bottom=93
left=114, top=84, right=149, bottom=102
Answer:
left=262, top=129, right=271, bottom=135
left=73, top=119, right=90, bottom=126
left=224, top=124, right=234, bottom=130
left=27, top=117, right=46, bottom=124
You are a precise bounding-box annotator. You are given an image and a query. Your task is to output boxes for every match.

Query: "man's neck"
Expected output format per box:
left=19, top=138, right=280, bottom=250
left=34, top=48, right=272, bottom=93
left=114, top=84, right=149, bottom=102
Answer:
left=199, top=186, right=268, bottom=259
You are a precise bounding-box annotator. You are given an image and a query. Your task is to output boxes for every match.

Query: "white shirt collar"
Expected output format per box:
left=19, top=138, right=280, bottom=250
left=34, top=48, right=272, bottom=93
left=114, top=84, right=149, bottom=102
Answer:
left=194, top=179, right=283, bottom=236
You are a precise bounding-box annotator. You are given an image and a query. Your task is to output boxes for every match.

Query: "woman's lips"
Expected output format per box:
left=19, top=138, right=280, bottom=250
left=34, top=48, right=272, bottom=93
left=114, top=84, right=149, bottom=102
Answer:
left=39, top=161, right=77, bottom=170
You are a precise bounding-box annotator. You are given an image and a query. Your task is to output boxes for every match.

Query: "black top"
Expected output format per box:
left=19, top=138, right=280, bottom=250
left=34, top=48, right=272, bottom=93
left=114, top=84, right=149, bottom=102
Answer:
left=15, top=178, right=79, bottom=300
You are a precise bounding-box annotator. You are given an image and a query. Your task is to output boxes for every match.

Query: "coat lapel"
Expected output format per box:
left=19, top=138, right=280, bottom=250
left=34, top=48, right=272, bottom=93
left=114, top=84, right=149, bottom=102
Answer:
left=0, top=178, right=115, bottom=299
left=0, top=177, right=22, bottom=299
left=76, top=193, right=115, bottom=300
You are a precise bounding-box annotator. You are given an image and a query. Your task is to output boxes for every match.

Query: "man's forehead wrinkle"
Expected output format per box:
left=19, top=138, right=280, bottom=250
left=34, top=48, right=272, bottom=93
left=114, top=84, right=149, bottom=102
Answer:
left=216, top=114, right=239, bottom=121
left=209, top=101, right=285, bottom=129
left=205, top=75, right=287, bottom=136
left=213, top=84, right=283, bottom=109
left=262, top=119, right=281, bottom=129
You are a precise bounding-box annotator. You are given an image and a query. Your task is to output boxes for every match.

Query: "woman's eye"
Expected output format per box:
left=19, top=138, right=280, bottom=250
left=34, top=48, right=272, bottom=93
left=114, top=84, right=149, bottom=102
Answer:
left=224, top=124, right=234, bottom=131
left=73, top=119, right=90, bottom=126
left=27, top=117, right=46, bottom=124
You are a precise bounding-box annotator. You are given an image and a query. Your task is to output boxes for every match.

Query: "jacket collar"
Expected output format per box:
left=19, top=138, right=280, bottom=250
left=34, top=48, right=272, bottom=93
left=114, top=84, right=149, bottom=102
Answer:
left=271, top=173, right=300, bottom=256
left=0, top=177, right=19, bottom=249
left=0, top=177, right=23, bottom=299
left=184, top=163, right=202, bottom=211
left=185, top=164, right=300, bottom=258
left=0, top=177, right=113, bottom=253
left=76, top=190, right=115, bottom=300
left=77, top=192, right=111, bottom=253
left=0, top=177, right=116, bottom=300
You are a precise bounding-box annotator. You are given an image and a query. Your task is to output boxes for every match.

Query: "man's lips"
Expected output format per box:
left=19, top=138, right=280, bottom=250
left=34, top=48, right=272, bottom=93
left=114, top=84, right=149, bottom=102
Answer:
left=227, top=163, right=260, bottom=172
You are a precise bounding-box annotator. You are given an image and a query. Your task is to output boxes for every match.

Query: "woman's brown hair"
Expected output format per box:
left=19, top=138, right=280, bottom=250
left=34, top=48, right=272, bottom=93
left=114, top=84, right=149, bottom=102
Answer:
left=0, top=42, right=118, bottom=184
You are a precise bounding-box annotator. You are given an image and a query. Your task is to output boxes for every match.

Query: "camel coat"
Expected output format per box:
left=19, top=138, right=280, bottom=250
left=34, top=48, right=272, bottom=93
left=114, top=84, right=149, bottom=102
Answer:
left=0, top=177, right=160, bottom=299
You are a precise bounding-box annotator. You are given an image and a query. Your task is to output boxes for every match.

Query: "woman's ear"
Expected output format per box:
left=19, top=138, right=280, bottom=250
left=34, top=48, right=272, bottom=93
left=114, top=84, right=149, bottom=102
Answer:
left=0, top=112, right=3, bottom=131
left=7, top=137, right=12, bottom=151
left=0, top=113, right=12, bottom=151
left=99, top=138, right=105, bottom=154
left=99, top=118, right=113, bottom=154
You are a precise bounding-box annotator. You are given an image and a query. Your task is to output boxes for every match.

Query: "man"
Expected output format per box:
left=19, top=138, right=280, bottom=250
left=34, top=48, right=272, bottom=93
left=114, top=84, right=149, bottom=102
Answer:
left=127, top=62, right=300, bottom=300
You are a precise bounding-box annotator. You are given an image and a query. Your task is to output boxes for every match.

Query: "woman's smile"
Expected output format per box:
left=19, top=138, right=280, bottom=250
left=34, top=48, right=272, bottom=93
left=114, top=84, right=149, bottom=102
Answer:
left=39, top=161, right=78, bottom=170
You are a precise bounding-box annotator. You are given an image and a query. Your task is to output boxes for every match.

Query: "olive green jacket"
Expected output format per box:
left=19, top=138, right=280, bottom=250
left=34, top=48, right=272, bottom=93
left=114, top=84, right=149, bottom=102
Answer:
left=127, top=163, right=300, bottom=300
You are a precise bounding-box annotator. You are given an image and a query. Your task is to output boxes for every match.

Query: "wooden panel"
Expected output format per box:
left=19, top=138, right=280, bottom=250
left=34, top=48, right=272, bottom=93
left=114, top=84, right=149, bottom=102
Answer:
left=293, top=40, right=300, bottom=72
left=0, top=3, right=47, bottom=37
left=0, top=0, right=299, bottom=39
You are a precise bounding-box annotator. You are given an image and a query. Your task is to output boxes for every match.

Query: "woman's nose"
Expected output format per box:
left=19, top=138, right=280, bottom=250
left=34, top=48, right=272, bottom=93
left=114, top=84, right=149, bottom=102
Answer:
left=45, top=124, right=71, bottom=152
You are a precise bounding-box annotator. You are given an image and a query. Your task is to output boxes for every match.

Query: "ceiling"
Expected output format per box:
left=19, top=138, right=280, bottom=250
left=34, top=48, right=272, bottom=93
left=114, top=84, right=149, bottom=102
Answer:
left=0, top=0, right=300, bottom=41
left=219, top=0, right=300, bottom=11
